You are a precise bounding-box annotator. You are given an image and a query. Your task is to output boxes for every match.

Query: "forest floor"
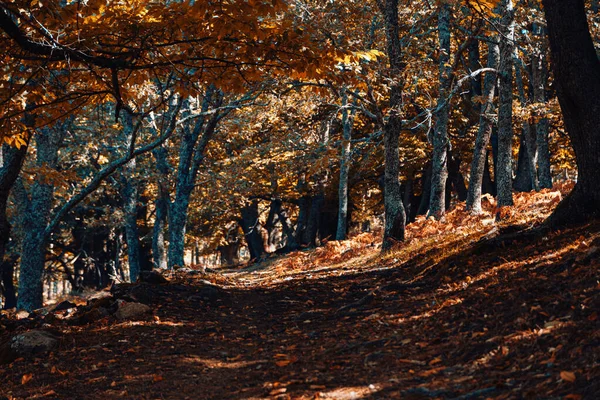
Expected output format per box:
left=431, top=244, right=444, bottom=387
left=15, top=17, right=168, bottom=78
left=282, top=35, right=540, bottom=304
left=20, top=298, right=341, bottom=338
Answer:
left=1, top=183, right=599, bottom=400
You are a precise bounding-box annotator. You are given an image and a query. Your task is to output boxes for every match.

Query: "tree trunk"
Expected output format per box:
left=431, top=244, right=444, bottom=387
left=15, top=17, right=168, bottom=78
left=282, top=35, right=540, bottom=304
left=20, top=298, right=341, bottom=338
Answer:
left=401, top=175, right=414, bottom=223
left=0, top=143, right=27, bottom=276
left=466, top=41, right=499, bottom=213
left=532, top=42, right=553, bottom=189
left=120, top=113, right=141, bottom=281
left=168, top=192, right=190, bottom=269
left=336, top=89, right=354, bottom=240
left=483, top=151, right=496, bottom=195
left=303, top=193, right=324, bottom=247
left=17, top=128, right=61, bottom=311
left=240, top=201, right=265, bottom=261
left=152, top=146, right=169, bottom=269
left=168, top=88, right=221, bottom=269
left=379, top=0, right=407, bottom=250
left=428, top=3, right=452, bottom=220
left=264, top=199, right=280, bottom=252
left=448, top=152, right=468, bottom=201
left=467, top=40, right=483, bottom=102
left=513, top=134, right=536, bottom=192
left=295, top=196, right=310, bottom=246
left=276, top=203, right=299, bottom=251
left=219, top=242, right=240, bottom=266
left=417, top=161, right=433, bottom=216
left=495, top=0, right=516, bottom=208
left=542, top=0, right=600, bottom=226
left=513, top=48, right=539, bottom=192
left=1, top=254, right=17, bottom=309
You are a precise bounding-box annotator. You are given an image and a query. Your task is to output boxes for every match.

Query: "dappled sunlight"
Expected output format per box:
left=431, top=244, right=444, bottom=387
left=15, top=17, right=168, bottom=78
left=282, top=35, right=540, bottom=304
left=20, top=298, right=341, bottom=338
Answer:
left=180, top=355, right=268, bottom=370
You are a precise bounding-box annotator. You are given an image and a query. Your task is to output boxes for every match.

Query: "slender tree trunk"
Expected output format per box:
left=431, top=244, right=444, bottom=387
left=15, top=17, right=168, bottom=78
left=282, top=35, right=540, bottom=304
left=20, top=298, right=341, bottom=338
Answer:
left=482, top=151, right=496, bottom=196
left=401, top=175, right=414, bottom=222
left=120, top=113, right=141, bottom=281
left=466, top=41, right=499, bottom=213
left=336, top=89, right=355, bottom=240
left=532, top=44, right=552, bottom=188
left=295, top=196, right=310, bottom=246
left=379, top=0, right=406, bottom=250
left=428, top=3, right=452, bottom=220
left=513, top=49, right=539, bottom=192
left=152, top=191, right=168, bottom=269
left=417, top=162, right=433, bottom=216
left=542, top=0, right=600, bottom=226
left=496, top=0, right=516, bottom=208
left=152, top=146, right=169, bottom=269
left=468, top=40, right=483, bottom=102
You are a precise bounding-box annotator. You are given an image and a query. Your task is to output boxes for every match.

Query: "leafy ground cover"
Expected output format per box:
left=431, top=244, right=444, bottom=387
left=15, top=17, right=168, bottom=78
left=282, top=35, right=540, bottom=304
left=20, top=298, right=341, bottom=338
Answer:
left=1, top=183, right=598, bottom=399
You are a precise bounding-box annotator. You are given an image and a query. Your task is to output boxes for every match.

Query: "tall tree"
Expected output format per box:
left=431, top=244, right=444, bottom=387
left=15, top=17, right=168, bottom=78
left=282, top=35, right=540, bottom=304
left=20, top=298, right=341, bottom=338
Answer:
left=495, top=0, right=516, bottom=209
left=466, top=40, right=499, bottom=213
left=377, top=0, right=407, bottom=250
left=167, top=88, right=227, bottom=269
left=336, top=88, right=356, bottom=240
left=542, top=0, right=600, bottom=226
left=15, top=125, right=66, bottom=310
left=0, top=143, right=27, bottom=273
left=428, top=3, right=452, bottom=220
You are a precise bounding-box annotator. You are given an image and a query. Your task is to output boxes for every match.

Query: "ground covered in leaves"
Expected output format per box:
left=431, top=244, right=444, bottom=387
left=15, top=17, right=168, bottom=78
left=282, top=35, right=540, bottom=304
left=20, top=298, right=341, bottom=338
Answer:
left=1, top=184, right=599, bottom=399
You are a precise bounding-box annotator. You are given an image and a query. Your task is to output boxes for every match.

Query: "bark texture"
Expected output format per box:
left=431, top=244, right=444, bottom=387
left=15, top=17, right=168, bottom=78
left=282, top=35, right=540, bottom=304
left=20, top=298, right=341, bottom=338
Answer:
left=532, top=42, right=553, bottom=189
left=495, top=0, right=515, bottom=208
left=428, top=3, right=451, bottom=220
left=379, top=0, right=406, bottom=250
left=120, top=113, right=142, bottom=282
left=168, top=87, right=222, bottom=269
left=17, top=128, right=63, bottom=311
left=152, top=145, right=169, bottom=270
left=336, top=89, right=355, bottom=240
left=466, top=41, right=499, bottom=213
left=240, top=201, right=265, bottom=261
left=0, top=143, right=27, bottom=288
left=542, top=0, right=600, bottom=226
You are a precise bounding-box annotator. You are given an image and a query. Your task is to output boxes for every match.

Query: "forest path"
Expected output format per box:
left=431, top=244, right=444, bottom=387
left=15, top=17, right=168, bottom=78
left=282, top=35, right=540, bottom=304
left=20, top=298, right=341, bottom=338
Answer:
left=1, top=221, right=599, bottom=399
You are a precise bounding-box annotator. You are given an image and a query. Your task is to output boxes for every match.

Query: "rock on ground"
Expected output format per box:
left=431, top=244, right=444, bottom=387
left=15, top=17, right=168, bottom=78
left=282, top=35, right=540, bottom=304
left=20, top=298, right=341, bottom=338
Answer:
left=0, top=330, right=58, bottom=364
left=114, top=301, right=152, bottom=320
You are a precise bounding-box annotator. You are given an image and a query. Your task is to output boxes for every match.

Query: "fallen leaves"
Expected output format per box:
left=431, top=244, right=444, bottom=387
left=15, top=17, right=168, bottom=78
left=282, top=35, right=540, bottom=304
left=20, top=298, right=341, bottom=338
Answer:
left=21, top=373, right=33, bottom=385
left=560, top=371, right=576, bottom=383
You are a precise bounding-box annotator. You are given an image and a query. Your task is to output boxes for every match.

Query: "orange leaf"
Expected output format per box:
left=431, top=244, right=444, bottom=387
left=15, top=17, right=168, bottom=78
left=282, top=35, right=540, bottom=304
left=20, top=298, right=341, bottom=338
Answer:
left=21, top=373, right=33, bottom=385
left=275, top=360, right=292, bottom=367
left=152, top=374, right=164, bottom=383
left=429, top=357, right=442, bottom=365
left=560, top=371, right=576, bottom=383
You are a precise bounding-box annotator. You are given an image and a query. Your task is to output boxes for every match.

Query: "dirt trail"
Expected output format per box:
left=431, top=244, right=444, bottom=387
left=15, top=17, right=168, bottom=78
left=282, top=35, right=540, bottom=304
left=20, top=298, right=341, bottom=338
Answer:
left=1, top=222, right=599, bottom=400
